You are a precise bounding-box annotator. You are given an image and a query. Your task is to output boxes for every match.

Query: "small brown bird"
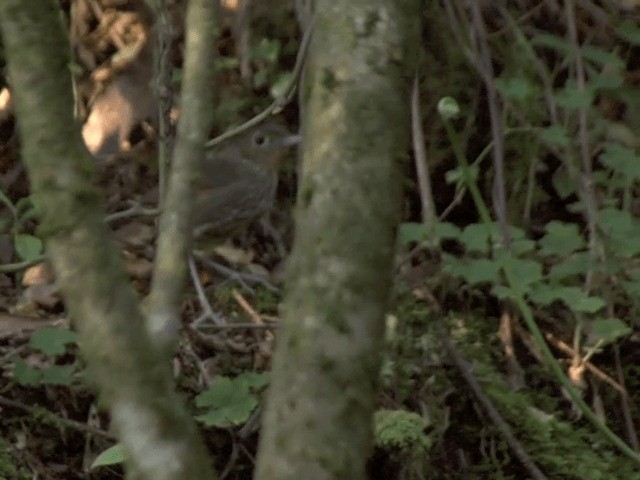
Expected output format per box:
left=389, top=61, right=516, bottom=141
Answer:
left=192, top=121, right=300, bottom=243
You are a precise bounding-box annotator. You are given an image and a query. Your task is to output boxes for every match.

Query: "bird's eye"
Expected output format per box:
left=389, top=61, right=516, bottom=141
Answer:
left=252, top=132, right=268, bottom=147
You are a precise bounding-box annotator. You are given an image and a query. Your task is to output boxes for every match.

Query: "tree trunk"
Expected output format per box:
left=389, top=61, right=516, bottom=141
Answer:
left=0, top=1, right=216, bottom=479
left=255, top=1, right=420, bottom=479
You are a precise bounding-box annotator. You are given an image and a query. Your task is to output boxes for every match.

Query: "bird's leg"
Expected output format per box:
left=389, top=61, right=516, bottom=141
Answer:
left=259, top=216, right=288, bottom=260
left=194, top=253, right=280, bottom=294
left=188, top=255, right=227, bottom=326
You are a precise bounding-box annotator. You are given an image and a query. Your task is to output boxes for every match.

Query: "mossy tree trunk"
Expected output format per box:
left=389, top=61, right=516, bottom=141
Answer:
left=255, top=1, right=420, bottom=479
left=0, top=1, right=216, bottom=479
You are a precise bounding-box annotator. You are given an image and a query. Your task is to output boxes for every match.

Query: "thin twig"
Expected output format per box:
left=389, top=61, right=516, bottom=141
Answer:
left=0, top=395, right=116, bottom=440
left=411, top=74, right=437, bottom=228
left=205, top=18, right=314, bottom=149
left=443, top=336, right=548, bottom=480
left=614, top=344, right=639, bottom=451
left=467, top=0, right=511, bottom=250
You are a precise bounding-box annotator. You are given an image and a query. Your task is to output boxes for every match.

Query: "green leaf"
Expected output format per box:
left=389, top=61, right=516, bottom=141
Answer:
left=538, top=221, right=585, bottom=256
left=580, top=46, right=624, bottom=69
left=551, top=167, right=575, bottom=199
left=195, top=376, right=259, bottom=427
left=588, top=70, right=624, bottom=91
left=548, top=252, right=593, bottom=280
left=555, top=84, right=594, bottom=109
left=30, top=327, right=78, bottom=356
left=500, top=255, right=543, bottom=293
left=532, top=33, right=571, bottom=54
left=459, top=224, right=492, bottom=252
left=213, top=56, right=239, bottom=71
left=540, top=125, right=570, bottom=148
left=235, top=372, right=268, bottom=391
left=599, top=143, right=640, bottom=179
left=398, top=223, right=429, bottom=245
left=91, top=444, right=127, bottom=469
left=528, top=285, right=605, bottom=313
left=40, top=365, right=75, bottom=386
left=12, top=360, right=41, bottom=386
left=434, top=222, right=461, bottom=239
left=14, top=234, right=43, bottom=261
left=445, top=165, right=478, bottom=185
left=615, top=20, right=640, bottom=45
left=495, top=76, right=537, bottom=101
left=598, top=208, right=640, bottom=257
left=591, top=318, right=631, bottom=344
left=527, top=284, right=561, bottom=306
left=511, top=238, right=536, bottom=255
left=553, top=287, right=605, bottom=313
left=374, top=409, right=432, bottom=453
left=453, top=258, right=501, bottom=285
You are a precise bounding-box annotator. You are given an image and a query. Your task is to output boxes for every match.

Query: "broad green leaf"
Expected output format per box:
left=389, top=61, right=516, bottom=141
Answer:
left=434, top=222, right=461, bottom=239
left=538, top=221, right=585, bottom=256
left=91, top=444, right=126, bottom=469
left=591, top=318, right=631, bottom=344
left=599, top=142, right=640, bottom=179
left=459, top=224, right=492, bottom=252
left=492, top=285, right=516, bottom=300
left=12, top=360, right=41, bottom=386
left=235, top=372, right=268, bottom=391
left=528, top=284, right=561, bottom=306
left=553, top=287, right=605, bottom=313
left=511, top=238, right=536, bottom=255
left=615, top=20, right=640, bottom=45
left=30, top=327, right=77, bottom=356
left=500, top=255, right=543, bottom=293
left=195, top=376, right=259, bottom=427
left=532, top=33, right=571, bottom=54
left=14, top=234, right=43, bottom=261
left=445, top=165, right=478, bottom=185
left=457, top=258, right=501, bottom=285
left=40, top=365, right=75, bottom=386
left=598, top=208, right=640, bottom=257
left=580, top=46, right=624, bottom=69
left=548, top=252, right=593, bottom=280
left=529, top=285, right=605, bottom=313
left=551, top=167, right=575, bottom=199
left=252, top=38, right=281, bottom=63
left=398, top=223, right=428, bottom=245
left=540, top=125, right=570, bottom=148
left=495, top=76, right=537, bottom=101
left=587, top=70, right=624, bottom=91
left=555, top=84, right=594, bottom=109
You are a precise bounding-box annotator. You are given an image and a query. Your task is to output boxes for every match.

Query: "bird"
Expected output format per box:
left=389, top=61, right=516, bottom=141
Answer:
left=192, top=120, right=300, bottom=247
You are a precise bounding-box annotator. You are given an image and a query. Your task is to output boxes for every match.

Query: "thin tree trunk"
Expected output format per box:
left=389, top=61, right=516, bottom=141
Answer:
left=0, top=1, right=216, bottom=479
left=255, top=1, right=420, bottom=479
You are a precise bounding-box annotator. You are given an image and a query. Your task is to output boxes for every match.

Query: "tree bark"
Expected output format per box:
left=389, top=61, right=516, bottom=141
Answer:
left=0, top=1, right=216, bottom=479
left=255, top=1, right=420, bottom=479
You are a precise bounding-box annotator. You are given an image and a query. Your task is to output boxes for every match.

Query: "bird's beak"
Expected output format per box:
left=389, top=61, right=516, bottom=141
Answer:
left=281, top=134, right=302, bottom=147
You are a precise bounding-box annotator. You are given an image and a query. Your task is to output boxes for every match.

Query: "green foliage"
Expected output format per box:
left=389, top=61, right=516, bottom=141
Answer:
left=0, top=439, right=30, bottom=480
left=12, top=327, right=78, bottom=386
left=374, top=409, right=433, bottom=455
left=0, top=191, right=42, bottom=262
left=90, top=443, right=127, bottom=470
left=195, top=372, right=268, bottom=428
left=13, top=360, right=75, bottom=387
left=29, top=327, right=77, bottom=355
